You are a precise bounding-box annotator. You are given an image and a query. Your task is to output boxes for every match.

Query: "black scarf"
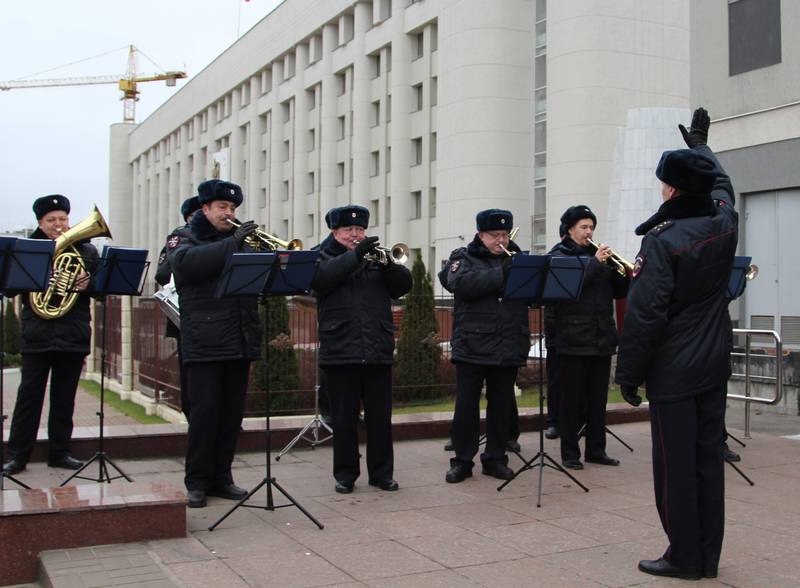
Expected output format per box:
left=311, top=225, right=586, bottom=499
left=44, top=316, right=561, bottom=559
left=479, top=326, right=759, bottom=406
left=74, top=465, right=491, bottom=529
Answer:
left=466, top=234, right=521, bottom=258
left=190, top=210, right=233, bottom=241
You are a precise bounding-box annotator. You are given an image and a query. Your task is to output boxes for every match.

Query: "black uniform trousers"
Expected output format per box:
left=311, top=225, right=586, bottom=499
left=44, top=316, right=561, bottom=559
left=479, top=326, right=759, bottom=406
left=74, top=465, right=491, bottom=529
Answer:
left=183, top=359, right=249, bottom=491
left=7, top=351, right=85, bottom=463
left=558, top=354, right=610, bottom=462
left=649, top=386, right=725, bottom=576
left=324, top=364, right=393, bottom=484
left=451, top=363, right=517, bottom=469
left=545, top=352, right=560, bottom=428
left=165, top=322, right=189, bottom=419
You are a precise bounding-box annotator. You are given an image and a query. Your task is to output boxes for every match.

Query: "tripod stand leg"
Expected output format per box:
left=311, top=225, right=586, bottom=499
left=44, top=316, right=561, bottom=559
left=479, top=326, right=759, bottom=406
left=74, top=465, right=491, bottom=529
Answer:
left=270, top=478, right=324, bottom=529
left=542, top=453, right=590, bottom=492
left=726, top=432, right=747, bottom=448
left=605, top=426, right=634, bottom=452
left=209, top=477, right=268, bottom=531
left=61, top=453, right=101, bottom=486
left=1, top=472, right=31, bottom=490
left=276, top=417, right=333, bottom=461
left=726, top=458, right=754, bottom=486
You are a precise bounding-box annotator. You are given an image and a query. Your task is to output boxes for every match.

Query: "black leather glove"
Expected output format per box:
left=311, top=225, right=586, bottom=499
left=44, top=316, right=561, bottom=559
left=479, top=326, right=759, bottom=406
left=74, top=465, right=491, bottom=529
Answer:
left=233, top=220, right=258, bottom=245
left=620, top=385, right=642, bottom=407
left=355, top=236, right=380, bottom=261
left=678, top=107, right=710, bottom=148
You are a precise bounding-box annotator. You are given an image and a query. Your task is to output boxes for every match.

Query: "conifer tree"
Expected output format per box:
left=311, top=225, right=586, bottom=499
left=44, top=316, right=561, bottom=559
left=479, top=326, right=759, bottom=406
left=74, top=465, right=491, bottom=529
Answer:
left=394, top=257, right=442, bottom=403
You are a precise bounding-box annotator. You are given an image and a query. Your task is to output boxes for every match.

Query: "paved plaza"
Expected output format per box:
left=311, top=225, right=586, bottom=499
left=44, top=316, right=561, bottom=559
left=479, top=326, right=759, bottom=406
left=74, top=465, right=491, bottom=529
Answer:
left=6, top=412, right=800, bottom=588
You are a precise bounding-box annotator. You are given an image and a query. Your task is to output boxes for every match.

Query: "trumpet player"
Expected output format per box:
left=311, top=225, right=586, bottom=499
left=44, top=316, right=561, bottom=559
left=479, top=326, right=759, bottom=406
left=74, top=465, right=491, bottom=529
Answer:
left=438, top=209, right=529, bottom=484
left=154, top=195, right=201, bottom=420
left=544, top=205, right=629, bottom=471
left=310, top=205, right=411, bottom=494
left=3, top=195, right=96, bottom=477
left=168, top=180, right=261, bottom=508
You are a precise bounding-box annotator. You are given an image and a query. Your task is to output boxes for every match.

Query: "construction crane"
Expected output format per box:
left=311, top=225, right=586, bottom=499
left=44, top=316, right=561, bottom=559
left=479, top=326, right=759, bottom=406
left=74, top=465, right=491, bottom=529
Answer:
left=0, top=45, right=186, bottom=123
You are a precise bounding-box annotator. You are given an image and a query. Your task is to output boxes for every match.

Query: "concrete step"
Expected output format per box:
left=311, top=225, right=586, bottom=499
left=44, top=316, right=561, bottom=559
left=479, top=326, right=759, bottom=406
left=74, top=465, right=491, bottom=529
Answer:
left=39, top=543, right=179, bottom=588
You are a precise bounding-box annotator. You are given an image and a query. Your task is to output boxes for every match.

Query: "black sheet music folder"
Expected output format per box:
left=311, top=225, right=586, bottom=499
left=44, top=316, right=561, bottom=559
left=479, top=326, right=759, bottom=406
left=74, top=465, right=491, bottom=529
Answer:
left=503, top=254, right=587, bottom=303
left=95, top=247, right=149, bottom=295
left=215, top=252, right=277, bottom=298
left=727, top=255, right=752, bottom=301
left=5, top=238, right=55, bottom=292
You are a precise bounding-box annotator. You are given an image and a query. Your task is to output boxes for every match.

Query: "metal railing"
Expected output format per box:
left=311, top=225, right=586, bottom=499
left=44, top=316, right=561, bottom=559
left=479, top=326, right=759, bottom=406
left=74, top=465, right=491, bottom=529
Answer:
left=729, top=328, right=783, bottom=438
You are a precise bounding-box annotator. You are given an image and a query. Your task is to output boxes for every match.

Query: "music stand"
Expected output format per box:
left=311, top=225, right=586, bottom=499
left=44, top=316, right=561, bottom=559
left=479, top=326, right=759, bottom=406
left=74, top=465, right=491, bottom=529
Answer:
left=497, top=254, right=590, bottom=506
left=1, top=237, right=55, bottom=491
left=276, top=345, right=333, bottom=461
left=722, top=255, right=755, bottom=486
left=209, top=250, right=323, bottom=531
left=62, top=246, right=149, bottom=486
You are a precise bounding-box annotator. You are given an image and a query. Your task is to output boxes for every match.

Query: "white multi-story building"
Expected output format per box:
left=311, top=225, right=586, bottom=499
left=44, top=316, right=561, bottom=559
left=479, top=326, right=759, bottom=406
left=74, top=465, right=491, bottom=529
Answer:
left=109, top=0, right=689, bottom=288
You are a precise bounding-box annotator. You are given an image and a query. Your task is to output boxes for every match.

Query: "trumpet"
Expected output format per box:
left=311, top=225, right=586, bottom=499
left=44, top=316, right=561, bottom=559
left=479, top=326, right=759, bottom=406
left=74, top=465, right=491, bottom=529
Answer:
left=226, top=219, right=303, bottom=251
left=586, top=237, right=634, bottom=277
left=356, top=240, right=410, bottom=266
left=499, top=227, right=520, bottom=257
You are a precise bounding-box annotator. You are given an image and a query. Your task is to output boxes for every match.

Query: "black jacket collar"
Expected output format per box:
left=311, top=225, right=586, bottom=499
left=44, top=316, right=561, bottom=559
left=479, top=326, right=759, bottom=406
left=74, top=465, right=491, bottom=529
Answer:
left=635, top=192, right=717, bottom=236
left=549, top=236, right=593, bottom=256
left=467, top=234, right=521, bottom=258
left=315, top=233, right=348, bottom=257
left=30, top=227, right=91, bottom=246
left=190, top=210, right=232, bottom=241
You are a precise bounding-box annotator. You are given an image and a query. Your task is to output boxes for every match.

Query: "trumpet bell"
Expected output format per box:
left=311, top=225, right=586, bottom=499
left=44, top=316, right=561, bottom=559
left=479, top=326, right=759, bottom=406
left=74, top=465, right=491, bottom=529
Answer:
left=746, top=264, right=759, bottom=281
left=390, top=243, right=409, bottom=265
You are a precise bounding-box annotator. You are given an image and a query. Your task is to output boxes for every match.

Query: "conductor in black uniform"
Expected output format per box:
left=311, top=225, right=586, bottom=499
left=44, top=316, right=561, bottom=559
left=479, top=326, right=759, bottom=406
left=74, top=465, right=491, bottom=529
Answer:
left=439, top=209, right=529, bottom=484
left=545, top=205, right=629, bottom=470
left=616, top=108, right=738, bottom=580
left=155, top=196, right=200, bottom=419
left=168, top=180, right=261, bottom=508
left=3, top=195, right=96, bottom=475
left=311, top=205, right=412, bottom=494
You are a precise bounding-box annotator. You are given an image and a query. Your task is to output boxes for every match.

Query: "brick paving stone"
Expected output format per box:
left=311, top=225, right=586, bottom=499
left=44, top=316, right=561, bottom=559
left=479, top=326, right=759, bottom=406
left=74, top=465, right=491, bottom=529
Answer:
left=22, top=419, right=800, bottom=587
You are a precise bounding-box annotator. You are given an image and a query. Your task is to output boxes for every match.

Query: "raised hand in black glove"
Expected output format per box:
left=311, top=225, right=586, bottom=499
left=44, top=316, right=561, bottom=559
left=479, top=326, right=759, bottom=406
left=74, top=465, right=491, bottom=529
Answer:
left=355, top=236, right=380, bottom=262
left=620, top=385, right=642, bottom=407
left=678, top=107, right=710, bottom=149
left=233, top=220, right=258, bottom=245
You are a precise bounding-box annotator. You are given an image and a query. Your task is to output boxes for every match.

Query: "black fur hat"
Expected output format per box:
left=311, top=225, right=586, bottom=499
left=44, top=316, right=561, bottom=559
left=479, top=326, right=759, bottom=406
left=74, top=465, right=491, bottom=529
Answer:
left=33, top=194, right=70, bottom=219
left=197, top=180, right=243, bottom=206
left=560, top=205, right=597, bottom=230
left=180, top=196, right=201, bottom=221
left=656, top=149, right=717, bottom=194
left=325, top=205, right=369, bottom=229
left=476, top=209, right=513, bottom=231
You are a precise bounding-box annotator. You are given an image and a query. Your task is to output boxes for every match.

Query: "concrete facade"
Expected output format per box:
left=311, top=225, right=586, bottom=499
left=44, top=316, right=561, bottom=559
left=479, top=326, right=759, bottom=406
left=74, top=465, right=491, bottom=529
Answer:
left=108, top=0, right=689, bottom=288
left=691, top=0, right=800, bottom=346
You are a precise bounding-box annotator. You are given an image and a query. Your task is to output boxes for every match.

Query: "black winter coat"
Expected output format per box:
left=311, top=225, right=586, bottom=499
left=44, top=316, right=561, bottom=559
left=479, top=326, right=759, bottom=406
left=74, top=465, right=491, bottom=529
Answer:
left=168, top=212, right=261, bottom=364
left=16, top=228, right=98, bottom=355
left=439, top=236, right=530, bottom=366
left=544, top=238, right=629, bottom=357
left=615, top=145, right=738, bottom=403
left=155, top=224, right=188, bottom=340
left=155, top=224, right=188, bottom=287
left=310, top=235, right=412, bottom=366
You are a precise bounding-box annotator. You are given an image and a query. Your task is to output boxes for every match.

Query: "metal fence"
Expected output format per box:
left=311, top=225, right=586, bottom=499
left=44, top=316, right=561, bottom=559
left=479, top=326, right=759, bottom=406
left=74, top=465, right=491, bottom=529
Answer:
left=94, top=296, right=543, bottom=417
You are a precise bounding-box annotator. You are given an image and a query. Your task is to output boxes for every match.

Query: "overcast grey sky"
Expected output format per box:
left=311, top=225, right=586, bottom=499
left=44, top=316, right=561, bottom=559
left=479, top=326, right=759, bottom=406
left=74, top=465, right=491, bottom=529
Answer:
left=0, top=0, right=283, bottom=232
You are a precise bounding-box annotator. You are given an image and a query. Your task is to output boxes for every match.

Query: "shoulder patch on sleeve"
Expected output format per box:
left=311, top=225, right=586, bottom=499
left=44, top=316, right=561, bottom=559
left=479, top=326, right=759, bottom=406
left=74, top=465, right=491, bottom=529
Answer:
left=450, top=260, right=461, bottom=273
left=167, top=235, right=181, bottom=249
left=648, top=219, right=675, bottom=235
left=632, top=253, right=645, bottom=278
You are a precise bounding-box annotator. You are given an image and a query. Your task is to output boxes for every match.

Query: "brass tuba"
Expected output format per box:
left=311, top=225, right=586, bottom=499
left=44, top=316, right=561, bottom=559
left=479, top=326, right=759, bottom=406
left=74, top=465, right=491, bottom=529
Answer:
left=30, top=206, right=113, bottom=319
